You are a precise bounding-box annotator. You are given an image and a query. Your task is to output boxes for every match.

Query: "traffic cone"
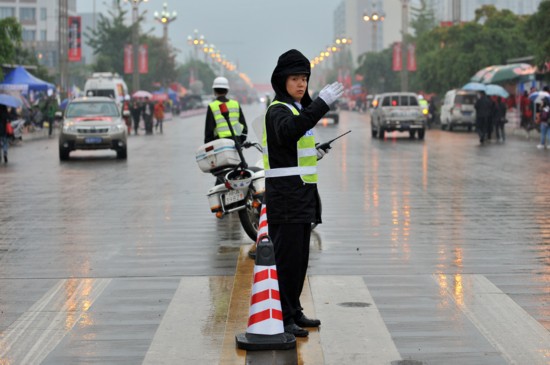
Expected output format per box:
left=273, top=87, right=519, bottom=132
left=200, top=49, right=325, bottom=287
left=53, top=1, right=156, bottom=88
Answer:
left=236, top=235, right=296, bottom=350
left=248, top=204, right=268, bottom=259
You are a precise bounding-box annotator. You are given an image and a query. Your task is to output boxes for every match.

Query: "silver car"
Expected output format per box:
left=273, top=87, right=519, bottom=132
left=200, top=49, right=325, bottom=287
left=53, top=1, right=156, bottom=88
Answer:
left=58, top=97, right=128, bottom=160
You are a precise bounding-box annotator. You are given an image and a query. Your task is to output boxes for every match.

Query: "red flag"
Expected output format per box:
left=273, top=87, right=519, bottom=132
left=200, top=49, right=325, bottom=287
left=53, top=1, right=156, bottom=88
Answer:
left=392, top=42, right=402, bottom=71
left=68, top=16, right=81, bottom=62
left=407, top=43, right=416, bottom=72
left=124, top=44, right=133, bottom=74
left=138, top=44, right=148, bottom=74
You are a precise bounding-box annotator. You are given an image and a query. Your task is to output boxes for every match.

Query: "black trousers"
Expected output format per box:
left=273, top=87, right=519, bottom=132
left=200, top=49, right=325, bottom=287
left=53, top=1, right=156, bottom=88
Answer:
left=269, top=223, right=311, bottom=325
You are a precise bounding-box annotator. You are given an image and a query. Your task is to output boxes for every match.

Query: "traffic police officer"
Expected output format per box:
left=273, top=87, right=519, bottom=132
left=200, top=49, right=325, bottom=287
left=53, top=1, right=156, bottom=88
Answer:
left=204, top=76, right=248, bottom=144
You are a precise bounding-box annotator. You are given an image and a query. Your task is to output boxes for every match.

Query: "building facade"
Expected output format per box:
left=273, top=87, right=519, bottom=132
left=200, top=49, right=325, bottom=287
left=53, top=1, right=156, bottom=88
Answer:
left=0, top=0, right=76, bottom=70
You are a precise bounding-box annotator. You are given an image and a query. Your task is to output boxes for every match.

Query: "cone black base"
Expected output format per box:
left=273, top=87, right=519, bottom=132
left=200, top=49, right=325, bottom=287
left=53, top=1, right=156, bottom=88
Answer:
left=235, top=332, right=296, bottom=351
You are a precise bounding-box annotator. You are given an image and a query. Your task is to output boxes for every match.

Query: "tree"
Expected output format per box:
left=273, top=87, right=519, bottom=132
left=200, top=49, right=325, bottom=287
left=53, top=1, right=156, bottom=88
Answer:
left=355, top=48, right=399, bottom=94
left=85, top=2, right=132, bottom=84
left=176, top=59, right=216, bottom=94
left=0, top=17, right=22, bottom=79
left=525, top=0, right=550, bottom=72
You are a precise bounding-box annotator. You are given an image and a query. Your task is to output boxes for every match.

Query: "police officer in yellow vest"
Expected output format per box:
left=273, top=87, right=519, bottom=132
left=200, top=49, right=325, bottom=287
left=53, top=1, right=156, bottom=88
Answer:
left=264, top=49, right=343, bottom=337
left=204, top=76, right=248, bottom=144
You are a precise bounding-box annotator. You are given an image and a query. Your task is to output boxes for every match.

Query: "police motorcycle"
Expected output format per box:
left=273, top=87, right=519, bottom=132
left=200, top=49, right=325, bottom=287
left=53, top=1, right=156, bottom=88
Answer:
left=195, top=103, right=264, bottom=242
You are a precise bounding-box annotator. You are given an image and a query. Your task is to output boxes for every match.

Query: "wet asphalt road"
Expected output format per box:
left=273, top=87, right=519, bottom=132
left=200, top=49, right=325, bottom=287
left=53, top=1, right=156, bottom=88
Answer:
left=0, top=104, right=549, bottom=364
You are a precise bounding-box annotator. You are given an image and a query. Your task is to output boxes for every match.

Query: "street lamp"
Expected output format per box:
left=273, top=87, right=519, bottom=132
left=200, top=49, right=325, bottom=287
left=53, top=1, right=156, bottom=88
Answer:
left=401, top=0, right=409, bottom=91
left=154, top=2, right=177, bottom=45
left=187, top=29, right=206, bottom=60
left=363, top=2, right=385, bottom=52
left=124, top=0, right=148, bottom=92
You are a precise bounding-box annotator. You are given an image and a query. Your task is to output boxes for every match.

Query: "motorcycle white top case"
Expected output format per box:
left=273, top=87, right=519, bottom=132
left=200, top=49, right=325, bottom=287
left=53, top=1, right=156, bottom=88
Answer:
left=196, top=139, right=241, bottom=173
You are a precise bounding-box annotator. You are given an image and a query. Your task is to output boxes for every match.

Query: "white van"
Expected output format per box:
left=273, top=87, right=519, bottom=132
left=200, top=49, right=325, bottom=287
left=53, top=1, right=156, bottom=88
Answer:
left=84, top=72, right=129, bottom=104
left=440, top=89, right=478, bottom=131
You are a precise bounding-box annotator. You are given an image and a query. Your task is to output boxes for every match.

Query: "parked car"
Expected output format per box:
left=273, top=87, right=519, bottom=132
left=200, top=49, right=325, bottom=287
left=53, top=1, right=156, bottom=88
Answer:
left=58, top=96, right=128, bottom=160
left=370, top=92, right=426, bottom=139
left=440, top=89, right=478, bottom=131
left=313, top=91, right=339, bottom=124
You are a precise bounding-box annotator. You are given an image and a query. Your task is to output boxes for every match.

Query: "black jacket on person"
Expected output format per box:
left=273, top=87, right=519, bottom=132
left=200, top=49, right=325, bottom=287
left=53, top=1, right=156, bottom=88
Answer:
left=474, top=93, right=492, bottom=119
left=0, top=105, right=9, bottom=138
left=204, top=95, right=248, bottom=144
left=264, top=49, right=329, bottom=224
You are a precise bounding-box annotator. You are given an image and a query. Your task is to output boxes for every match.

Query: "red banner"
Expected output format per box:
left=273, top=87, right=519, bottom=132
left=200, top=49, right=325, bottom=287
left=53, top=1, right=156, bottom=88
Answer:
left=139, top=44, right=148, bottom=74
left=68, top=16, right=81, bottom=62
left=124, top=44, right=133, bottom=74
left=407, top=43, right=416, bottom=71
left=392, top=42, right=402, bottom=71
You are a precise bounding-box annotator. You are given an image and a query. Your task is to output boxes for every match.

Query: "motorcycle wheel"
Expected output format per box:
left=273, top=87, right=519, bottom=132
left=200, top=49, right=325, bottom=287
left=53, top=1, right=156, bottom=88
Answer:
left=238, top=191, right=263, bottom=242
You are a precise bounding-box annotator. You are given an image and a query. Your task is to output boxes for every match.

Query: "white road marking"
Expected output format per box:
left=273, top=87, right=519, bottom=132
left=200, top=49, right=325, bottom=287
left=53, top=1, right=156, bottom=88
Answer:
left=0, top=278, right=111, bottom=365
left=309, top=275, right=402, bottom=365
left=440, top=274, right=550, bottom=365
left=142, top=276, right=230, bottom=365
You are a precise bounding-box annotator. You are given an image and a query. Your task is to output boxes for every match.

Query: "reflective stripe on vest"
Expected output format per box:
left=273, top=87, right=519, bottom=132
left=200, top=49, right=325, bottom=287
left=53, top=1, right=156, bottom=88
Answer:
left=209, top=100, right=243, bottom=138
left=262, top=101, right=318, bottom=183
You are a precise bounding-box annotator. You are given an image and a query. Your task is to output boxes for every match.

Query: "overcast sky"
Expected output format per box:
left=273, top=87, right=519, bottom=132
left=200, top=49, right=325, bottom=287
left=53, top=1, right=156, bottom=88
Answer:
left=77, top=0, right=343, bottom=85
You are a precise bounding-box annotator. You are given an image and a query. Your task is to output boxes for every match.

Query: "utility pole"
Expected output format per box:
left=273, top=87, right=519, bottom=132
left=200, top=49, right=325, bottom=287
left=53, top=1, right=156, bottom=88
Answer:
left=58, top=0, right=68, bottom=99
left=452, top=0, right=461, bottom=25
left=401, top=0, right=409, bottom=92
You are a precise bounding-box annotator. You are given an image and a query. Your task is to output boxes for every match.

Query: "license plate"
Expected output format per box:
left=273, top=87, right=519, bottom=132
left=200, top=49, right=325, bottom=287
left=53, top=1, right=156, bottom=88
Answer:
left=85, top=137, right=102, bottom=144
left=409, top=125, right=422, bottom=128
left=225, top=189, right=244, bottom=205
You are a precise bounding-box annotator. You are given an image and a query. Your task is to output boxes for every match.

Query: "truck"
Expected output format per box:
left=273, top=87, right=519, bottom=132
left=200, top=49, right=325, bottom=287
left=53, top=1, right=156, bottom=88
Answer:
left=84, top=72, right=129, bottom=104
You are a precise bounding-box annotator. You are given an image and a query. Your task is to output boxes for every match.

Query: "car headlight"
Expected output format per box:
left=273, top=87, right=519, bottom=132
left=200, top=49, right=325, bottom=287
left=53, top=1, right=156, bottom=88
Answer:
left=62, top=122, right=76, bottom=132
left=110, top=124, right=125, bottom=132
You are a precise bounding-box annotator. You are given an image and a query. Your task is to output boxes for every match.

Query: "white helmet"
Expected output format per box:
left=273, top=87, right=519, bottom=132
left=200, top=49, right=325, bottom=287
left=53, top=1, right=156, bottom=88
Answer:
left=212, top=76, right=229, bottom=91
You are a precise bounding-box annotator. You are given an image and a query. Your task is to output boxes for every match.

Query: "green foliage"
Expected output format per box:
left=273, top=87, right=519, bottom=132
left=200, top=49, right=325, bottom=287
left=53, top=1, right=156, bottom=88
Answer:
left=525, top=0, right=550, bottom=70
left=176, top=60, right=216, bottom=93
left=355, top=48, right=399, bottom=94
left=0, top=17, right=22, bottom=79
left=356, top=4, right=536, bottom=96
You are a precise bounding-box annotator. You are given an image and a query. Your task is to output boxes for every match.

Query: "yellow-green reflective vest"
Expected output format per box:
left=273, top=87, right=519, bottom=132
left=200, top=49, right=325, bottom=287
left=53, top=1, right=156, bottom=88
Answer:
left=209, top=100, right=243, bottom=138
left=262, top=101, right=318, bottom=184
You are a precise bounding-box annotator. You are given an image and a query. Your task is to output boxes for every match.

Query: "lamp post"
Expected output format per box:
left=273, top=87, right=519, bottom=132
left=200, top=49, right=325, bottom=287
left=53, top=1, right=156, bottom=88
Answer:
left=363, top=2, right=385, bottom=52
left=124, top=0, right=148, bottom=92
left=154, top=2, right=177, bottom=45
left=401, top=0, right=409, bottom=91
left=187, top=29, right=205, bottom=60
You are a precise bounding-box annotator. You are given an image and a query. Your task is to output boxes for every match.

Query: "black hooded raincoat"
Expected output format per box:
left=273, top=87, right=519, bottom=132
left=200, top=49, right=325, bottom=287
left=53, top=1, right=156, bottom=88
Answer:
left=264, top=49, right=330, bottom=224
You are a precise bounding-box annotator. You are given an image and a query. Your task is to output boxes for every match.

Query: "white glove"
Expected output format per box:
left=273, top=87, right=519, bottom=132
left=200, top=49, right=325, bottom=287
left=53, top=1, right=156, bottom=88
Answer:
left=316, top=146, right=330, bottom=160
left=318, top=82, right=344, bottom=106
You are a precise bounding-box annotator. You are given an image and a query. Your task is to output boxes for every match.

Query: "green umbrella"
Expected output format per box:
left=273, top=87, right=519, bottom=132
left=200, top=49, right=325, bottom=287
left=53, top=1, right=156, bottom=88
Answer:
left=470, top=63, right=536, bottom=84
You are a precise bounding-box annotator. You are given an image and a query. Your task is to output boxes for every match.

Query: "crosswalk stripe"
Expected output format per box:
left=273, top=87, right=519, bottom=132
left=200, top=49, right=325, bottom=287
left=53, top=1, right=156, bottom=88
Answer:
left=142, top=276, right=233, bottom=365
left=309, top=276, right=402, bottom=365
left=0, top=278, right=111, bottom=365
left=440, top=274, right=550, bottom=364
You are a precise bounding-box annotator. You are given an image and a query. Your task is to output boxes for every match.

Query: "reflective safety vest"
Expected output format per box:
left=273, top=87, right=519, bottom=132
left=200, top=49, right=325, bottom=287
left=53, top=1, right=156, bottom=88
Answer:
left=262, top=101, right=318, bottom=184
left=209, top=100, right=243, bottom=138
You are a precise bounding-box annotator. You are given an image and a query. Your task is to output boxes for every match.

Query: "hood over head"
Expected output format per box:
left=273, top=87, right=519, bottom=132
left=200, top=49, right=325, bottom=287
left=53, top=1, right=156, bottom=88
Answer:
left=271, top=49, right=313, bottom=107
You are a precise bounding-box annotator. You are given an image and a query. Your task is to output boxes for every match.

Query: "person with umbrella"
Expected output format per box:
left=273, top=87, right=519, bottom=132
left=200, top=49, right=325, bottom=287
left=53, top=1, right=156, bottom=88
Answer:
left=474, top=90, right=493, bottom=144
left=537, top=97, right=550, bottom=149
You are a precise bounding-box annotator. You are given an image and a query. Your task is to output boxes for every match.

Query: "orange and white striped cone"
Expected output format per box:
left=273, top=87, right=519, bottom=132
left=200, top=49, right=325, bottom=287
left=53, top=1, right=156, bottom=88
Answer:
left=248, top=204, right=268, bottom=259
left=236, top=235, right=296, bottom=351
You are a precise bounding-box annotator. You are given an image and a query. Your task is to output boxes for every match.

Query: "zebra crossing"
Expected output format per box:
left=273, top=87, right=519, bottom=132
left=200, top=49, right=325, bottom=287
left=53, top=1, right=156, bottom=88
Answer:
left=0, top=246, right=549, bottom=364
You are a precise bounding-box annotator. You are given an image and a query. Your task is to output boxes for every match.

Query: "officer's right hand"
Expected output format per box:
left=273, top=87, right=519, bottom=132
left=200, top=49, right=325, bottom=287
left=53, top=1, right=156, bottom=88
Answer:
left=318, top=82, right=344, bottom=106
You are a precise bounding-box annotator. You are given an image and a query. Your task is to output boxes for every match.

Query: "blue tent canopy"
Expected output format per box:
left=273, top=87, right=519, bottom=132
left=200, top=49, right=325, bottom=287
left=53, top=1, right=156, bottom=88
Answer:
left=0, top=66, right=55, bottom=92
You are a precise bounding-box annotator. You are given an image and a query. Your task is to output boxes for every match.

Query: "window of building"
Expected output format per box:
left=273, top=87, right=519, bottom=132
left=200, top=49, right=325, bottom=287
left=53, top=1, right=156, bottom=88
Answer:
left=40, top=8, right=46, bottom=21
left=22, top=29, right=36, bottom=42
left=0, top=7, right=15, bottom=19
left=40, top=30, right=47, bottom=41
left=20, top=8, right=36, bottom=22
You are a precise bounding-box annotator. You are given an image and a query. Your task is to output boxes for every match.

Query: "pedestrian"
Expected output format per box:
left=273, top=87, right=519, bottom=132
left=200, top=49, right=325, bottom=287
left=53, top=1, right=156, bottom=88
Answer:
left=537, top=97, right=550, bottom=149
left=121, top=95, right=132, bottom=133
left=130, top=99, right=141, bottom=135
left=142, top=97, right=154, bottom=135
left=43, top=90, right=59, bottom=137
left=263, top=49, right=343, bottom=337
left=154, top=100, right=165, bottom=134
left=204, top=76, right=248, bottom=144
left=474, top=90, right=492, bottom=144
left=494, top=96, right=507, bottom=143
left=520, top=91, right=532, bottom=130
left=0, top=104, right=10, bottom=163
